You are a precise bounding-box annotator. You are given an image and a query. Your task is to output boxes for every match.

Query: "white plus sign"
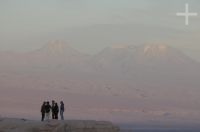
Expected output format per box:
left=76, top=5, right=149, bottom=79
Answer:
left=176, top=3, right=198, bottom=25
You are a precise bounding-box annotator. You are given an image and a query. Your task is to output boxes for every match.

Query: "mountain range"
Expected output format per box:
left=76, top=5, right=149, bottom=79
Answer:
left=0, top=40, right=199, bottom=73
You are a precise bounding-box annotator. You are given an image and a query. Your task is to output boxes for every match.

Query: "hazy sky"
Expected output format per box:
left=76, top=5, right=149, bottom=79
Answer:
left=1, top=0, right=200, bottom=60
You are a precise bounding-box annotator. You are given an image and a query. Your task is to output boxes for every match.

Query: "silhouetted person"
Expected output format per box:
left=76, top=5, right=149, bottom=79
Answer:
left=51, top=100, right=55, bottom=119
left=60, top=101, right=65, bottom=120
left=41, top=102, right=46, bottom=121
left=53, top=103, right=59, bottom=120
left=45, top=101, right=51, bottom=120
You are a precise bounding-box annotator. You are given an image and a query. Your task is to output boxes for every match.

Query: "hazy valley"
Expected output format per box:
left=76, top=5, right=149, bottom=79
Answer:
left=0, top=40, right=200, bottom=127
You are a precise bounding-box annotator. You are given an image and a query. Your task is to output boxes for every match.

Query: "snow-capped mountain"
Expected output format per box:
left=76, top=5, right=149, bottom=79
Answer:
left=34, top=40, right=83, bottom=57
left=90, top=44, right=199, bottom=75
left=30, top=40, right=90, bottom=64
left=0, top=42, right=199, bottom=74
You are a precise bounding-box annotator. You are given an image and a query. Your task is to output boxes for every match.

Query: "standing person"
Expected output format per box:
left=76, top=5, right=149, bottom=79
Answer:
left=41, top=102, right=46, bottom=121
left=60, top=101, right=65, bottom=120
left=45, top=101, right=51, bottom=120
left=54, top=103, right=59, bottom=120
left=51, top=100, right=55, bottom=119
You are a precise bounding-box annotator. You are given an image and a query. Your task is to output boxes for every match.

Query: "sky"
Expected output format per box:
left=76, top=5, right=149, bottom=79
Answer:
left=0, top=0, right=200, bottom=61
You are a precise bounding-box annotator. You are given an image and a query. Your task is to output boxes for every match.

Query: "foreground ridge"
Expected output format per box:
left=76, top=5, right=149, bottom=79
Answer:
left=0, top=118, right=120, bottom=132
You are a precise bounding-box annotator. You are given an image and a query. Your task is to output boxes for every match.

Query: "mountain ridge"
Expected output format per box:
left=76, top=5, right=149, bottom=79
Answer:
left=0, top=41, right=199, bottom=73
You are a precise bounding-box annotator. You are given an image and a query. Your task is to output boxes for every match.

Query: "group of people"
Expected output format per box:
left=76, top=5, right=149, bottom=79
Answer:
left=41, top=100, right=65, bottom=121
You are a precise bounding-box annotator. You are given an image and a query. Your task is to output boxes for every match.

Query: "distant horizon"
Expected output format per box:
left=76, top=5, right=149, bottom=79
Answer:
left=0, top=39, right=199, bottom=63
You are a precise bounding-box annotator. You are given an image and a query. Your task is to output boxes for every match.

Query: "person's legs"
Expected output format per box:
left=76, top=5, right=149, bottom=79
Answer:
left=55, top=113, right=58, bottom=120
left=41, top=113, right=45, bottom=121
left=52, top=112, right=55, bottom=119
left=60, top=110, right=64, bottom=120
left=45, top=112, right=50, bottom=120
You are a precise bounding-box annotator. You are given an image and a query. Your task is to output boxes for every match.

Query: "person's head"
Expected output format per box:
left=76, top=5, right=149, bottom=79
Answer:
left=55, top=103, right=58, bottom=106
left=43, top=101, right=46, bottom=105
left=47, top=101, right=49, bottom=105
left=60, top=101, right=64, bottom=104
left=52, top=100, right=55, bottom=104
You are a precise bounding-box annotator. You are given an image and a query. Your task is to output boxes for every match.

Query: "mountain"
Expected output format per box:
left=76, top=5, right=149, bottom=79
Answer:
left=90, top=44, right=199, bottom=75
left=0, top=42, right=199, bottom=75
left=30, top=40, right=90, bottom=65
left=33, top=40, right=83, bottom=57
left=0, top=40, right=91, bottom=72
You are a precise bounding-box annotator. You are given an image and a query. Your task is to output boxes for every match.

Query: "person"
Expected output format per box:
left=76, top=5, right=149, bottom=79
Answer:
left=60, top=101, right=65, bottom=120
left=51, top=100, right=55, bottom=119
left=41, top=102, right=46, bottom=121
left=45, top=101, right=51, bottom=120
left=53, top=103, right=59, bottom=120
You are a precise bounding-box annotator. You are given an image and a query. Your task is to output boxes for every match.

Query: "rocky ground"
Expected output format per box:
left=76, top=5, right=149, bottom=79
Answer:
left=0, top=118, right=120, bottom=132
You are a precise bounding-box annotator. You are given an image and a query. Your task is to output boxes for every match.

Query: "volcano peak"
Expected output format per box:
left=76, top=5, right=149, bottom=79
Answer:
left=143, top=44, right=169, bottom=56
